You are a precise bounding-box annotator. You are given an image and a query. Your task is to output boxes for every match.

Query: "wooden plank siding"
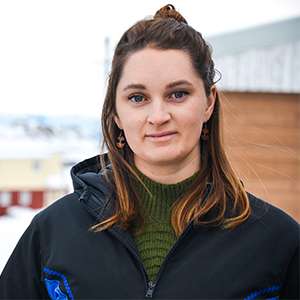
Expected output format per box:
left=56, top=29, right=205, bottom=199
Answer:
left=221, top=92, right=300, bottom=222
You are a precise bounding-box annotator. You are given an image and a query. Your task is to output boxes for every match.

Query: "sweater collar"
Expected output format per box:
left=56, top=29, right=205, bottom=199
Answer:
left=132, top=165, right=200, bottom=206
left=132, top=165, right=201, bottom=222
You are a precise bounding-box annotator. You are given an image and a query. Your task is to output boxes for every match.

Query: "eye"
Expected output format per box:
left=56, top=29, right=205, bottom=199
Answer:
left=128, top=94, right=145, bottom=104
left=170, top=90, right=189, bottom=101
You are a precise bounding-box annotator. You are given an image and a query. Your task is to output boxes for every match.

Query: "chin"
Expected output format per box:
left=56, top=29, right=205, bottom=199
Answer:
left=144, top=150, right=185, bottom=165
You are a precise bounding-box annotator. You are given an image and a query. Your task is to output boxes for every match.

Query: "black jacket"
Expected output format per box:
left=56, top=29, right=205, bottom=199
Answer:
left=0, top=155, right=299, bottom=299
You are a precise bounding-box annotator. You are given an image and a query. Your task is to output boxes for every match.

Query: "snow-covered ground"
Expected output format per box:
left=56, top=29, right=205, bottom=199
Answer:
left=0, top=206, right=41, bottom=273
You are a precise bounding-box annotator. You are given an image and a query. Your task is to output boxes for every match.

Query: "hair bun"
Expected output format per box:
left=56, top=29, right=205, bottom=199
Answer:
left=154, top=4, right=188, bottom=24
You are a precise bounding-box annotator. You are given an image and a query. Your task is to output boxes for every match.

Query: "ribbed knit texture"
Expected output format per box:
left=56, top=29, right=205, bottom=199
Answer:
left=131, top=166, right=199, bottom=282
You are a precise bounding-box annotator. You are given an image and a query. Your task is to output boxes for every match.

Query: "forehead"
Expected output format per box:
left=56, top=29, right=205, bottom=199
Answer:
left=117, top=47, right=201, bottom=90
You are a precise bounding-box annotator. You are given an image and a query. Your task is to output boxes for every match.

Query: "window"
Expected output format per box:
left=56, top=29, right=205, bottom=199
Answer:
left=0, top=192, right=11, bottom=207
left=32, top=160, right=42, bottom=172
left=19, top=192, right=31, bottom=206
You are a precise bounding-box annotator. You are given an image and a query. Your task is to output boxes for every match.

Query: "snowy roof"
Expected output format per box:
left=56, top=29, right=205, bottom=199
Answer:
left=0, top=138, right=55, bottom=160
left=206, top=17, right=300, bottom=93
left=0, top=136, right=98, bottom=161
left=207, top=17, right=300, bottom=57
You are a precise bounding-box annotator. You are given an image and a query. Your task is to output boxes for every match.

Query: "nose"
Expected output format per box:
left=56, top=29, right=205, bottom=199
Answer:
left=147, top=101, right=171, bottom=125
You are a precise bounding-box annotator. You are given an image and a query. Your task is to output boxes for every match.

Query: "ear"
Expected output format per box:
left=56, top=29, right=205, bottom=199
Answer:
left=204, top=85, right=217, bottom=122
left=113, top=115, right=123, bottom=130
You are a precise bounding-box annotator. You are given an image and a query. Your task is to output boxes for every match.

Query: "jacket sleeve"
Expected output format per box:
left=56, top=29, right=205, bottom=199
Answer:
left=0, top=215, right=48, bottom=299
left=280, top=231, right=300, bottom=299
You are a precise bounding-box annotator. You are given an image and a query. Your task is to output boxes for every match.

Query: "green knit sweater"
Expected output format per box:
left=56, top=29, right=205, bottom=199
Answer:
left=132, top=166, right=199, bottom=282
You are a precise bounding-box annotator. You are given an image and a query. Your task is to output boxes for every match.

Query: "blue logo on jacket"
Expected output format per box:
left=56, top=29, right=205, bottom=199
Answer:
left=44, top=278, right=68, bottom=300
left=43, top=267, right=74, bottom=300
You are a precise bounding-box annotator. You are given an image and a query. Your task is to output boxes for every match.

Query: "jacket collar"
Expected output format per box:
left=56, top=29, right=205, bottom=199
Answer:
left=70, top=153, right=115, bottom=222
left=70, top=153, right=215, bottom=224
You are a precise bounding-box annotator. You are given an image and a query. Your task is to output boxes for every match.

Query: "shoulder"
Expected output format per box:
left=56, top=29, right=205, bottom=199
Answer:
left=246, top=191, right=299, bottom=248
left=34, top=192, right=79, bottom=219
left=31, top=192, right=95, bottom=232
left=247, top=191, right=299, bottom=228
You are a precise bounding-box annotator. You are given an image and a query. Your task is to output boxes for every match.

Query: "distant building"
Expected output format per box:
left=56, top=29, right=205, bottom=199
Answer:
left=0, top=148, right=68, bottom=215
left=207, top=17, right=300, bottom=221
left=0, top=119, right=99, bottom=216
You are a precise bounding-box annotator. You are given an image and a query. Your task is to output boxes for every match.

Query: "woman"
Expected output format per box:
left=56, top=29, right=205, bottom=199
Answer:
left=0, top=4, right=299, bottom=299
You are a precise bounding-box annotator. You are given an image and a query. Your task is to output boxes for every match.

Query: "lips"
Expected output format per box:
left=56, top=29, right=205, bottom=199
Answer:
left=146, top=131, right=177, bottom=137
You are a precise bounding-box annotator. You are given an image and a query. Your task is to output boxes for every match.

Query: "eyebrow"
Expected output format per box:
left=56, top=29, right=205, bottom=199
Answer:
left=122, top=80, right=193, bottom=92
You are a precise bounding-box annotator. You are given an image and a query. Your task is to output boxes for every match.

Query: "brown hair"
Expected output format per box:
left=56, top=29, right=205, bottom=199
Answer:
left=91, top=4, right=251, bottom=236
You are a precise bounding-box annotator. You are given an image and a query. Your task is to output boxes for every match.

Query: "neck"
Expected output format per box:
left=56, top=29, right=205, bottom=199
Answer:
left=134, top=148, right=200, bottom=184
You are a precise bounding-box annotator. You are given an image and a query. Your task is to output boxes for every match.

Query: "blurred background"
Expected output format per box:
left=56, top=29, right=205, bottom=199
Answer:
left=0, top=0, right=299, bottom=272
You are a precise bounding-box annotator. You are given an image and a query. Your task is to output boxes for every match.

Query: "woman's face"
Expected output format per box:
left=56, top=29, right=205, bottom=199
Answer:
left=114, top=47, right=215, bottom=169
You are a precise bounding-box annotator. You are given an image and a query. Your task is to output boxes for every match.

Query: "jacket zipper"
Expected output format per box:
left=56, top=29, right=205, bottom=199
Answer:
left=109, top=184, right=212, bottom=298
left=145, top=221, right=194, bottom=298
left=144, top=183, right=212, bottom=297
left=145, top=280, right=156, bottom=298
left=110, top=220, right=194, bottom=298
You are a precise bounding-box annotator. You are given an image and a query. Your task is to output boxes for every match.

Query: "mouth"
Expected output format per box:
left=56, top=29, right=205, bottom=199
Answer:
left=145, top=131, right=177, bottom=142
left=146, top=131, right=177, bottom=138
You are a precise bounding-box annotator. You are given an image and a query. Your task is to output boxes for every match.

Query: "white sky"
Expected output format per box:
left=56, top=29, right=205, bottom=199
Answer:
left=0, top=0, right=299, bottom=117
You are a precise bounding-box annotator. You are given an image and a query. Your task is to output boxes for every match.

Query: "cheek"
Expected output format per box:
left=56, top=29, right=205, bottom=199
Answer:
left=121, top=117, right=144, bottom=144
left=179, top=109, right=205, bottom=134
